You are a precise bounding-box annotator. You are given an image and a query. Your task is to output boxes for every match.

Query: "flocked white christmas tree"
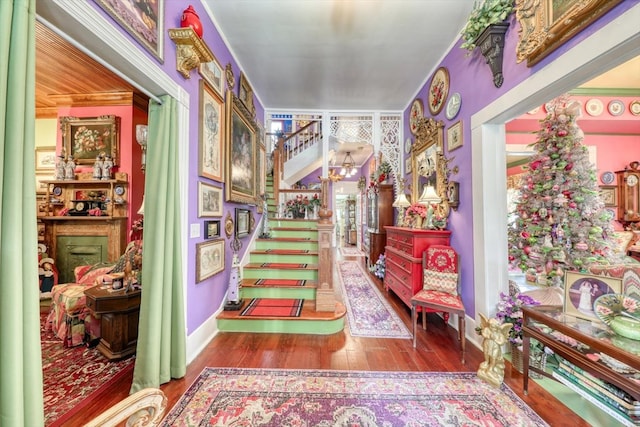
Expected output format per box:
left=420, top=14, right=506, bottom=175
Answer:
left=508, top=96, right=615, bottom=286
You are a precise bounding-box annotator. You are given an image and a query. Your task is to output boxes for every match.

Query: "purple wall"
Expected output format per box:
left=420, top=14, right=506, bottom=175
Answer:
left=405, top=1, right=634, bottom=318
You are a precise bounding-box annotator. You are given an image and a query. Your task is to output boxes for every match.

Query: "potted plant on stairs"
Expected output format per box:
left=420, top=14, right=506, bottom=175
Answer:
left=460, top=0, right=515, bottom=88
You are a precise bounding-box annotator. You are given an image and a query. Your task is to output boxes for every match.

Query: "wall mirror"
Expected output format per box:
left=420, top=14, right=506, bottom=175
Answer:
left=411, top=117, right=450, bottom=219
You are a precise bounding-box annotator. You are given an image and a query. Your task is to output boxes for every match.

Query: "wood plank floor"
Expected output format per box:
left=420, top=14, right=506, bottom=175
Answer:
left=63, top=248, right=590, bottom=426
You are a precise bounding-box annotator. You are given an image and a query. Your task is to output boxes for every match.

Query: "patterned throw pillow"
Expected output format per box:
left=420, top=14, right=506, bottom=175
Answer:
left=423, top=269, right=458, bottom=296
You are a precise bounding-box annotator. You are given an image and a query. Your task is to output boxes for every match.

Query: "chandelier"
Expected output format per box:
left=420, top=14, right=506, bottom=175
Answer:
left=339, top=151, right=358, bottom=178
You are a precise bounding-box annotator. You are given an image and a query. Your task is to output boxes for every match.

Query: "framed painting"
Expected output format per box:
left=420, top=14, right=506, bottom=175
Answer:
left=204, top=220, right=221, bottom=239
left=564, top=272, right=622, bottom=321
left=515, top=0, right=623, bottom=66
left=195, top=239, right=224, bottom=283
left=599, top=185, right=617, bottom=207
left=198, top=182, right=223, bottom=217
left=427, top=67, right=449, bottom=115
left=238, top=72, right=255, bottom=115
left=35, top=146, right=57, bottom=171
left=235, top=208, right=250, bottom=238
left=60, top=115, right=120, bottom=165
left=199, top=80, right=225, bottom=182
left=225, top=92, right=259, bottom=204
left=447, top=120, right=463, bottom=152
left=199, top=54, right=225, bottom=97
left=94, top=0, right=164, bottom=62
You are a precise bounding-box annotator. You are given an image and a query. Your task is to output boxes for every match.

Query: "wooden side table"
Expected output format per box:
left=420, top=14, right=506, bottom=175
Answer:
left=85, top=285, right=141, bottom=361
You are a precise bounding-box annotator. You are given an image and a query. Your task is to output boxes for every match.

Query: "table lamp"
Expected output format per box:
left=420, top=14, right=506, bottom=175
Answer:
left=418, top=185, right=441, bottom=229
left=392, top=193, right=411, bottom=227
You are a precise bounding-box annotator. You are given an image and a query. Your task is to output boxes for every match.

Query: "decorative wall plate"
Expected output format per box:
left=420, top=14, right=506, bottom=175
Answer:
left=409, top=99, right=423, bottom=135
left=52, top=186, right=62, bottom=196
left=114, top=184, right=125, bottom=196
left=608, top=99, right=624, bottom=116
left=445, top=92, right=461, bottom=120
left=427, top=67, right=449, bottom=115
left=585, top=99, right=604, bottom=116
left=601, top=171, right=615, bottom=184
left=630, top=100, right=640, bottom=116
left=404, top=137, right=413, bottom=154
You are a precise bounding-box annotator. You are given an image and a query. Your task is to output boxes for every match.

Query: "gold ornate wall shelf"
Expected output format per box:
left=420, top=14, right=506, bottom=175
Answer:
left=168, top=27, right=214, bottom=79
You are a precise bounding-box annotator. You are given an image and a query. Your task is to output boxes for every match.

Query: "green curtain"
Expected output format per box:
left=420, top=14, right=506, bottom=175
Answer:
left=131, top=95, right=186, bottom=392
left=0, top=0, right=44, bottom=425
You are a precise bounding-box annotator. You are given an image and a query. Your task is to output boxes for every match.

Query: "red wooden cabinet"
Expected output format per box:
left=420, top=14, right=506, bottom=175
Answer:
left=384, top=226, right=451, bottom=308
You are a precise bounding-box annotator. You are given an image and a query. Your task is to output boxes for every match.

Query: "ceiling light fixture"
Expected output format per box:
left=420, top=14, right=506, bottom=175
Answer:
left=339, top=151, right=358, bottom=178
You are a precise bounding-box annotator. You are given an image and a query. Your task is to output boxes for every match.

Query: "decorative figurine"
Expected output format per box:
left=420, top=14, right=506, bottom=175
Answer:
left=93, top=154, right=103, bottom=180
left=101, top=154, right=113, bottom=180
left=64, top=155, right=76, bottom=180
left=55, top=154, right=65, bottom=180
left=224, top=236, right=243, bottom=311
left=477, top=313, right=513, bottom=388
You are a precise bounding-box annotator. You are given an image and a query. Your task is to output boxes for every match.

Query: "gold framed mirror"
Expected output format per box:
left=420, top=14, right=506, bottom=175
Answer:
left=411, top=117, right=450, bottom=220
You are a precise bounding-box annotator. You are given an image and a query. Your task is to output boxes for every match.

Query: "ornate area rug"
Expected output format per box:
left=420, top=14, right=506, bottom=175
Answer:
left=41, top=313, right=135, bottom=426
left=337, top=260, right=412, bottom=338
left=161, top=368, right=549, bottom=426
left=339, top=245, right=365, bottom=257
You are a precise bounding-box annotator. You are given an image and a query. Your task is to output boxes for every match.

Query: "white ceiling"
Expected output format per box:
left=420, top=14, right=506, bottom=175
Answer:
left=202, top=0, right=475, bottom=111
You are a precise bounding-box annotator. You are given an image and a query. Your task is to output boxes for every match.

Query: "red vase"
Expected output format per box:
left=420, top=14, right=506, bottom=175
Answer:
left=180, top=5, right=203, bottom=38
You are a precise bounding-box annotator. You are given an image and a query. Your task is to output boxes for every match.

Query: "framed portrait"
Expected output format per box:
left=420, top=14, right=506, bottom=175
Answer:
left=60, top=115, right=120, bottom=165
left=225, top=92, right=259, bottom=204
left=198, top=182, right=223, bottom=217
left=447, top=120, right=463, bottom=152
left=199, top=80, right=225, bottom=182
left=35, top=146, right=57, bottom=171
left=238, top=72, right=255, bottom=115
left=427, top=67, right=449, bottom=115
left=199, top=55, right=224, bottom=97
left=599, top=185, right=617, bottom=207
left=235, top=208, right=250, bottom=238
left=564, top=272, right=622, bottom=321
left=94, top=0, right=164, bottom=62
left=204, top=220, right=221, bottom=239
left=515, top=0, right=623, bottom=66
left=196, top=239, right=224, bottom=283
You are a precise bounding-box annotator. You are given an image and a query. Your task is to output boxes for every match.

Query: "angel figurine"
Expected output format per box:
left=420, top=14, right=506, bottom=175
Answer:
left=477, top=313, right=513, bottom=388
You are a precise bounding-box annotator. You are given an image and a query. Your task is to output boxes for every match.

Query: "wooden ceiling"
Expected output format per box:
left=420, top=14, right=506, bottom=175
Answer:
left=35, top=21, right=140, bottom=118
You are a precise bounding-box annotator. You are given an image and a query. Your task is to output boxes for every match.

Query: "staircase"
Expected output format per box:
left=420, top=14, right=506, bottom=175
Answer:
left=217, top=174, right=345, bottom=334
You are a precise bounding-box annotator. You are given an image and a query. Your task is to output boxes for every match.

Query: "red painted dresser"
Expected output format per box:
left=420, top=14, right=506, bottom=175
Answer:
left=384, top=227, right=451, bottom=308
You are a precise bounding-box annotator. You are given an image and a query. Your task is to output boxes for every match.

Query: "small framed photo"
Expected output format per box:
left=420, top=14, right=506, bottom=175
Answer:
left=198, top=182, right=223, bottom=217
left=447, top=120, right=463, bottom=152
left=599, top=185, right=617, bottom=207
left=196, top=239, right=224, bottom=283
left=564, top=272, right=622, bottom=321
left=35, top=146, right=57, bottom=171
left=198, top=54, right=224, bottom=97
left=204, top=220, right=221, bottom=239
left=235, top=208, right=250, bottom=238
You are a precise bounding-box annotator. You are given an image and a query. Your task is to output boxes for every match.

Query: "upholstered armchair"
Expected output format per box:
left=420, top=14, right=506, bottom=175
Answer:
left=47, top=240, right=143, bottom=347
left=410, top=244, right=466, bottom=363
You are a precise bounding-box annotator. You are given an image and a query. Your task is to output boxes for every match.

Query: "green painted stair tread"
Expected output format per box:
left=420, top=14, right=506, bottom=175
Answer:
left=251, top=249, right=319, bottom=255
left=257, top=237, right=317, bottom=242
left=242, top=278, right=318, bottom=288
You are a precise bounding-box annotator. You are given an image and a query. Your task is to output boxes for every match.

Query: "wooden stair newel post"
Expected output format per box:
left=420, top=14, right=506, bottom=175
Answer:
left=315, top=178, right=335, bottom=312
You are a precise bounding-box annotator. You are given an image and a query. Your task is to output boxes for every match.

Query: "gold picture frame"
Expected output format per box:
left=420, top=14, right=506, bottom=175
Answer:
left=599, top=185, right=617, bottom=207
left=238, top=72, right=255, bottom=116
left=411, top=118, right=445, bottom=204
left=225, top=91, right=258, bottom=204
left=515, top=0, right=623, bottom=67
left=427, top=67, right=449, bottom=116
left=60, top=115, right=120, bottom=165
left=196, top=239, right=224, bottom=283
left=199, top=80, right=225, bottom=182
left=198, top=182, right=223, bottom=217
left=564, top=271, right=622, bottom=321
left=199, top=54, right=225, bottom=97
left=35, top=146, right=57, bottom=171
left=447, top=120, right=463, bottom=152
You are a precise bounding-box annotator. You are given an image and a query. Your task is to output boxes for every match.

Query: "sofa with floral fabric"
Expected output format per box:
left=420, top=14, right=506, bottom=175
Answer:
left=46, top=240, right=143, bottom=347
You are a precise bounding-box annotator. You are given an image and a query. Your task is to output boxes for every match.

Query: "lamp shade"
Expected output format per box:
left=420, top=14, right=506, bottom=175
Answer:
left=392, top=193, right=411, bottom=208
left=419, top=185, right=441, bottom=204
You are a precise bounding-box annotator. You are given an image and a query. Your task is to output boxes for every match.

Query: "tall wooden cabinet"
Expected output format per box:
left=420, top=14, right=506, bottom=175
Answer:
left=344, top=199, right=357, bottom=245
left=616, top=164, right=640, bottom=226
left=384, top=227, right=451, bottom=308
left=366, top=184, right=394, bottom=266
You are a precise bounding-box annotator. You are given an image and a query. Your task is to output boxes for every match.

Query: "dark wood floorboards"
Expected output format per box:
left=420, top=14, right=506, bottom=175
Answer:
left=61, top=248, right=589, bottom=426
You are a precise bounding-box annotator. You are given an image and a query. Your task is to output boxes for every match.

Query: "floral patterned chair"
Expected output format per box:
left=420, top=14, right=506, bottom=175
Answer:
left=46, top=240, right=143, bottom=347
left=410, top=245, right=466, bottom=363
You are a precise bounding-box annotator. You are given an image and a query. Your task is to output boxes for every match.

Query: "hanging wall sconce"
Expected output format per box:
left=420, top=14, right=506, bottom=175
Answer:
left=136, top=124, right=148, bottom=172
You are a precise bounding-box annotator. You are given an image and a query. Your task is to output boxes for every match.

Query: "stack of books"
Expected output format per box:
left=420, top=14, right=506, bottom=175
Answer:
left=553, top=356, right=640, bottom=426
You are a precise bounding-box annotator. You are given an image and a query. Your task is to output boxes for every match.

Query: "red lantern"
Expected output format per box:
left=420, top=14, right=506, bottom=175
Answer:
left=181, top=5, right=203, bottom=38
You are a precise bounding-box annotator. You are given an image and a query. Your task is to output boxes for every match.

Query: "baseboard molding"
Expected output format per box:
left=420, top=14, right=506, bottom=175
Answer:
left=186, top=304, right=222, bottom=364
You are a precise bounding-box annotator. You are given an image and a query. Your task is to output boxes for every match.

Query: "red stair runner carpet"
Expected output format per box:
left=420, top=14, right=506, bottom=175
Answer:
left=260, top=263, right=308, bottom=268
left=255, top=279, right=306, bottom=287
left=240, top=298, right=304, bottom=317
left=40, top=312, right=134, bottom=426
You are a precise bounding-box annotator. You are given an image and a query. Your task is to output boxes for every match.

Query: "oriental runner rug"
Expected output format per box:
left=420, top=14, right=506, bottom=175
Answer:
left=337, top=260, right=412, bottom=338
left=254, top=278, right=306, bottom=287
left=339, top=245, right=365, bottom=257
left=161, top=368, right=549, bottom=426
left=41, top=313, right=135, bottom=426
left=240, top=298, right=304, bottom=317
